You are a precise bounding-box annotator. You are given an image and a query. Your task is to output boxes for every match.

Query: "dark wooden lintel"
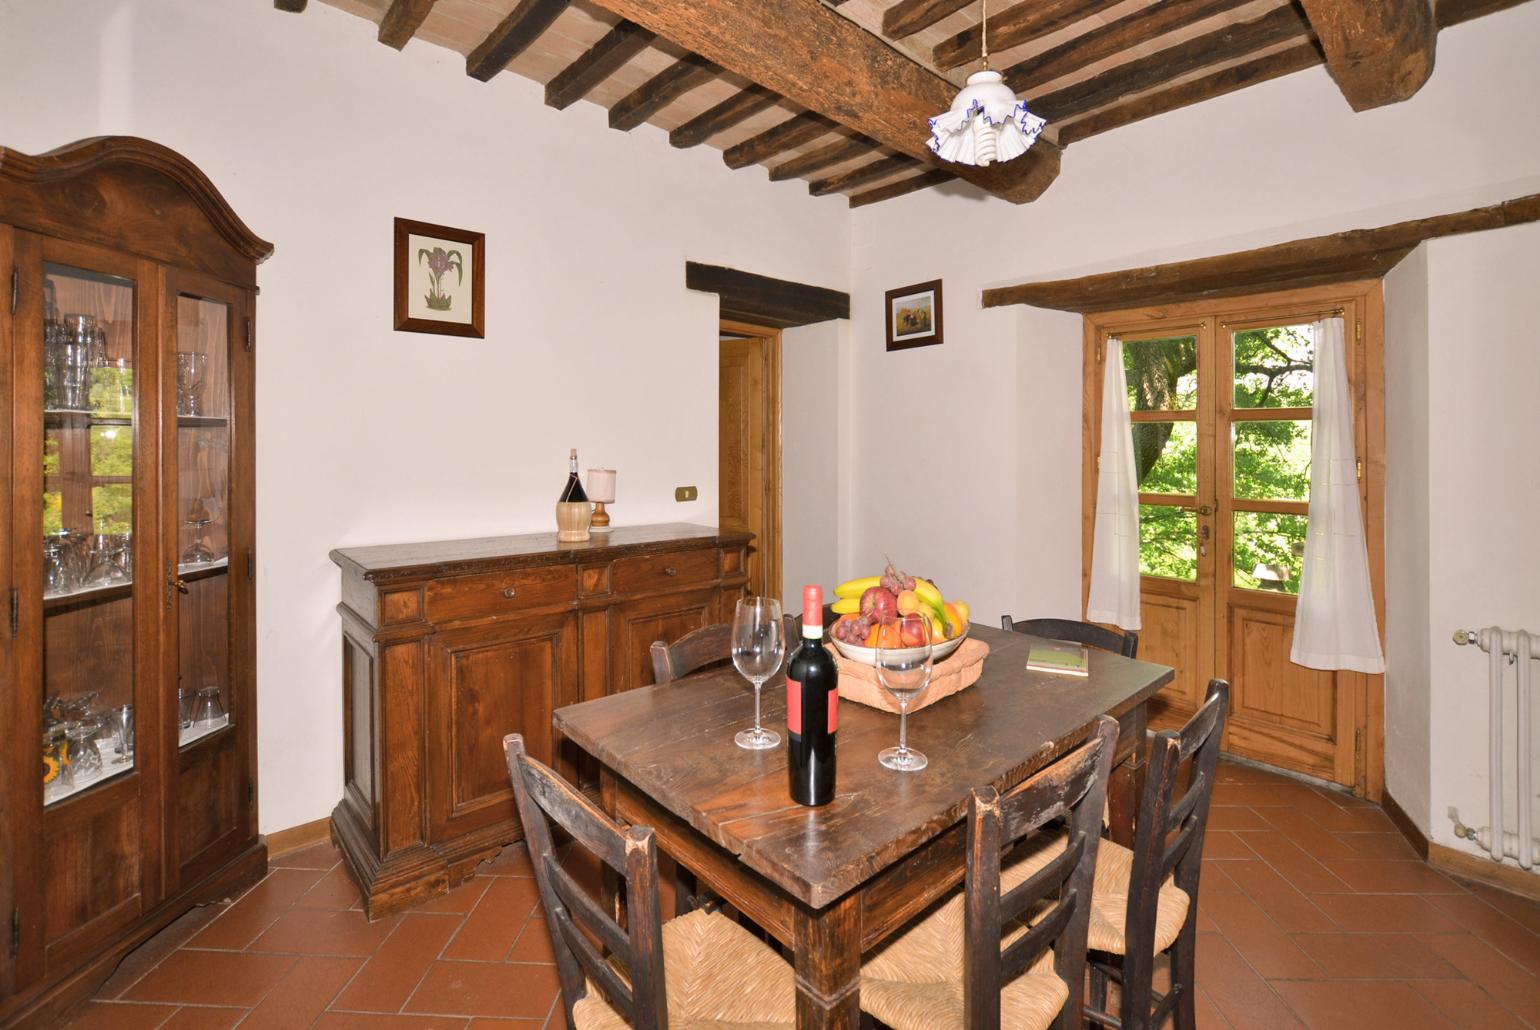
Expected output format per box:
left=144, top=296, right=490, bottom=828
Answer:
left=610, top=54, right=721, bottom=131
left=933, top=0, right=1122, bottom=71
left=377, top=0, right=438, bottom=48
left=273, top=0, right=307, bottom=10
left=809, top=154, right=918, bottom=197
left=686, top=262, right=848, bottom=328
left=670, top=85, right=781, bottom=148
left=981, top=193, right=1540, bottom=312
left=545, top=20, right=655, bottom=110
left=724, top=111, right=839, bottom=169
left=466, top=0, right=568, bottom=82
left=848, top=169, right=953, bottom=208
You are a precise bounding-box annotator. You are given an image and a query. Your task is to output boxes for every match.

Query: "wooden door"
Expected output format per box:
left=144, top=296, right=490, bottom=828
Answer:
left=1083, top=283, right=1384, bottom=793
left=425, top=610, right=579, bottom=845
left=718, top=322, right=779, bottom=599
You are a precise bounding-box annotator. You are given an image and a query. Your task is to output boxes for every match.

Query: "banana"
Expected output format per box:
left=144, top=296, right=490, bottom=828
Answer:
left=831, top=596, right=861, bottom=615
left=913, top=579, right=944, bottom=610
left=834, top=575, right=881, bottom=599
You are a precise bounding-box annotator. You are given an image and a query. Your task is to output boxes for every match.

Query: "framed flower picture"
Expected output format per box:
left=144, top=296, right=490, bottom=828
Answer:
left=393, top=217, right=485, bottom=337
left=885, top=279, right=943, bottom=351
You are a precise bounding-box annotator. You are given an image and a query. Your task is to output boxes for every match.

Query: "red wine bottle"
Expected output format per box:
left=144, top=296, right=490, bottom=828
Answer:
left=558, top=448, right=588, bottom=503
left=787, top=584, right=838, bottom=806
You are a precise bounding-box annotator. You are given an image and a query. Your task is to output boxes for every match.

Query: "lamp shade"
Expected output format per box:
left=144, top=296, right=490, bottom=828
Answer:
left=586, top=468, right=616, bottom=504
left=928, top=70, right=1046, bottom=167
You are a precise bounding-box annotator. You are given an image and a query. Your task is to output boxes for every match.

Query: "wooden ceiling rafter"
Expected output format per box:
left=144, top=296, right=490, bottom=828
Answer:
left=1296, top=0, right=1435, bottom=111
left=609, top=52, right=721, bottom=131
left=543, top=19, right=656, bottom=109
left=882, top=0, right=974, bottom=39
left=849, top=169, right=955, bottom=208
left=809, top=154, right=921, bottom=197
left=466, top=0, right=570, bottom=82
left=769, top=136, right=877, bottom=182
left=932, top=0, right=1123, bottom=72
left=377, top=0, right=438, bottom=48
left=723, top=111, right=842, bottom=170
left=670, top=84, right=783, bottom=149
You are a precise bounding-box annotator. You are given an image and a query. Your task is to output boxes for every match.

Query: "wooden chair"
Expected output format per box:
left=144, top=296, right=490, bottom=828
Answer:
left=1083, top=679, right=1230, bottom=1030
left=1000, top=616, right=1139, bottom=660
left=503, top=734, right=796, bottom=1030
left=859, top=716, right=1119, bottom=1029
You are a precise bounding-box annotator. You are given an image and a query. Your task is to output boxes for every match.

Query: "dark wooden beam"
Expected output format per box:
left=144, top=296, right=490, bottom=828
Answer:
left=982, top=193, right=1540, bottom=312
left=769, top=136, right=873, bottom=182
left=586, top=0, right=1062, bottom=204
left=883, top=0, right=975, bottom=39
left=1296, top=0, right=1435, bottom=111
left=545, top=20, right=655, bottom=110
left=809, top=155, right=919, bottom=197
left=849, top=169, right=954, bottom=208
left=1436, top=0, right=1536, bottom=26
left=466, top=0, right=568, bottom=82
left=1002, top=0, right=1252, bottom=95
left=1032, top=4, right=1314, bottom=124
left=377, top=0, right=437, bottom=48
left=686, top=261, right=849, bottom=328
left=1056, top=44, right=1323, bottom=146
left=670, top=85, right=781, bottom=148
left=723, top=111, right=840, bottom=170
left=609, top=54, right=721, bottom=131
left=273, top=0, right=307, bottom=10
left=933, top=0, right=1122, bottom=72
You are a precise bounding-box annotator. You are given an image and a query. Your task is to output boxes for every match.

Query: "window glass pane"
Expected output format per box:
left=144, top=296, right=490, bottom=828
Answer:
left=1234, top=323, right=1314, bottom=408
left=1133, top=421, right=1197, bottom=495
left=1234, top=421, right=1311, bottom=501
left=1139, top=504, right=1196, bottom=581
left=90, top=425, right=133, bottom=477
left=91, top=483, right=133, bottom=534
left=1233, top=511, right=1307, bottom=593
left=1124, top=336, right=1197, bottom=412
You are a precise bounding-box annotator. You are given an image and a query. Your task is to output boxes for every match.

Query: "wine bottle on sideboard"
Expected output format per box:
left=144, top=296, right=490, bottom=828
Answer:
left=787, top=584, right=838, bottom=806
left=555, top=447, right=592, bottom=542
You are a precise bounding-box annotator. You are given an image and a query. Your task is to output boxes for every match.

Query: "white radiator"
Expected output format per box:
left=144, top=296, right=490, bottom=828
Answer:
left=1450, top=627, right=1540, bottom=869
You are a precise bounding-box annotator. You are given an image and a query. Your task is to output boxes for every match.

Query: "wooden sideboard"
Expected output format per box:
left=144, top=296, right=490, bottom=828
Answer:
left=329, top=523, right=752, bottom=918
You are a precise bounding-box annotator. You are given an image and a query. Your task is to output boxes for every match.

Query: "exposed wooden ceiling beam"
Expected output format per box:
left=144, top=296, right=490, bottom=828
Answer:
left=1056, top=44, right=1323, bottom=146
left=609, top=54, right=721, bottom=131
left=723, top=111, right=840, bottom=169
left=585, top=0, right=1062, bottom=204
left=1002, top=0, right=1253, bottom=96
left=670, top=85, right=782, bottom=148
left=273, top=0, right=307, bottom=10
left=849, top=169, right=954, bottom=208
left=1032, top=4, right=1314, bottom=124
left=982, top=193, right=1540, bottom=312
left=466, top=0, right=568, bottom=82
left=1296, top=0, right=1435, bottom=111
left=544, top=20, right=655, bottom=110
left=933, top=0, right=1122, bottom=72
left=686, top=262, right=849, bottom=327
left=377, top=0, right=437, bottom=49
left=769, top=136, right=874, bottom=182
left=1436, top=0, right=1536, bottom=26
left=809, top=155, right=920, bottom=196
left=883, top=0, right=975, bottom=40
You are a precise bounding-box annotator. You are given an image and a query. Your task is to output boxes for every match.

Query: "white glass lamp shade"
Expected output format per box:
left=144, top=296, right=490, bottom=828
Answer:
left=928, top=70, right=1046, bottom=167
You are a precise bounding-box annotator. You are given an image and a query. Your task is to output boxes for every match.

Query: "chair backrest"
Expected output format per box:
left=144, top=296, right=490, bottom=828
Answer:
left=1122, top=679, right=1230, bottom=969
left=963, top=716, right=1119, bottom=1030
left=1000, top=616, right=1139, bottom=659
left=503, top=734, right=669, bottom=1029
left=649, top=614, right=800, bottom=685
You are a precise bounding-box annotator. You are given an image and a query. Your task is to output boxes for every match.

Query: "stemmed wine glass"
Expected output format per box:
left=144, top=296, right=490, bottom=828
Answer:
left=875, top=612, right=933, bottom=772
left=732, top=596, right=784, bottom=750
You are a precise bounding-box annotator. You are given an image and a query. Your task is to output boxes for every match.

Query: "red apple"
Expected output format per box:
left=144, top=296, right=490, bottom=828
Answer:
left=899, top=617, right=928, bottom=648
left=860, top=586, right=898, bottom=620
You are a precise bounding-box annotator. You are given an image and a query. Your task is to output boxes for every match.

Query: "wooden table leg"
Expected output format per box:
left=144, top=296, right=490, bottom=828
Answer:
left=1108, top=702, right=1149, bottom=847
left=792, top=893, right=862, bottom=1029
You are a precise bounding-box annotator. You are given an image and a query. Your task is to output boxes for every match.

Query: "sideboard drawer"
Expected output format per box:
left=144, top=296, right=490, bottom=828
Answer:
left=611, top=548, right=719, bottom=595
left=424, top=564, right=578, bottom=623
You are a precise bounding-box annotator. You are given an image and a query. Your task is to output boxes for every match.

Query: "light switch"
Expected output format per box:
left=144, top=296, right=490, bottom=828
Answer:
left=675, top=486, right=698, bottom=502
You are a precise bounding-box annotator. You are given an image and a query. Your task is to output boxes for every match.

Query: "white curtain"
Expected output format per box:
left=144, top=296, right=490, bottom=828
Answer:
left=1291, top=317, right=1384, bottom=673
left=1087, top=338, right=1141, bottom=631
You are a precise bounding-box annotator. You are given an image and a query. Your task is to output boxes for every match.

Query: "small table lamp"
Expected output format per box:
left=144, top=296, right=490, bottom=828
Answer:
left=587, top=468, right=616, bottom=532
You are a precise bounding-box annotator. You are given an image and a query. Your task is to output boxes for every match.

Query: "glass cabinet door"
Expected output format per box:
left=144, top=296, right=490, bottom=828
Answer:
left=40, top=261, right=139, bottom=806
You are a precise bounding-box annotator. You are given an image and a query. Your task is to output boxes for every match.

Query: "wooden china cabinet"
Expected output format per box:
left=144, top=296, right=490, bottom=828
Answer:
left=0, top=138, right=268, bottom=1026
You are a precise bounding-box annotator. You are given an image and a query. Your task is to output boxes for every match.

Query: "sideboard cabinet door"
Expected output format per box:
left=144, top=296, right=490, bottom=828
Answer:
left=608, top=587, right=720, bottom=695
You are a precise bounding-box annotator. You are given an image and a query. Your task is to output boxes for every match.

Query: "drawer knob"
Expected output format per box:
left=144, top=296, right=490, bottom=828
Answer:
left=502, top=586, right=517, bottom=598
left=663, top=566, right=678, bottom=577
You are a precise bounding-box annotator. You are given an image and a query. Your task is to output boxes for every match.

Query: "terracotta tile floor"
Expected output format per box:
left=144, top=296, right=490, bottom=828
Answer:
left=64, top=760, right=1540, bottom=1029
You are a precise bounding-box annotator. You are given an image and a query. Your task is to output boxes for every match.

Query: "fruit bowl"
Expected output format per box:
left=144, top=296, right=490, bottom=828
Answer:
left=829, top=624, right=969, bottom=667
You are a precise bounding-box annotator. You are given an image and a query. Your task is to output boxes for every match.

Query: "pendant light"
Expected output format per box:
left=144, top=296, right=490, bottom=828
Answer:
left=927, top=0, right=1046, bottom=167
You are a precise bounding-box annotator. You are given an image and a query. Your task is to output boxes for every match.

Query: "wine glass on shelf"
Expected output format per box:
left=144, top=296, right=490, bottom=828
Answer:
left=875, top=612, right=934, bottom=772
left=731, top=596, right=784, bottom=751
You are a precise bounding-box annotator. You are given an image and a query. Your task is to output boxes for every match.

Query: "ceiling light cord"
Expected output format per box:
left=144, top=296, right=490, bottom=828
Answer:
left=980, top=0, right=990, bottom=71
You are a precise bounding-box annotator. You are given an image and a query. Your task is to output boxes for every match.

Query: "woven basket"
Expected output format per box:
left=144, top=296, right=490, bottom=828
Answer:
left=834, top=638, right=990, bottom=714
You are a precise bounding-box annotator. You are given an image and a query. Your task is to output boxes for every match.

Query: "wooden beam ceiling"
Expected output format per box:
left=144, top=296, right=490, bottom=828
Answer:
left=670, top=85, right=782, bottom=149
left=544, top=20, right=655, bottom=110
left=933, top=0, right=1122, bottom=72
left=982, top=193, right=1540, bottom=312
left=770, top=137, right=873, bottom=182
left=584, top=0, right=1062, bottom=204
left=609, top=53, right=721, bottom=131
left=723, top=111, right=840, bottom=170
left=466, top=0, right=568, bottom=82
left=850, top=169, right=954, bottom=208
left=1296, top=0, right=1436, bottom=111
left=809, top=155, right=920, bottom=197
left=883, top=0, right=975, bottom=39
left=377, top=0, right=437, bottom=49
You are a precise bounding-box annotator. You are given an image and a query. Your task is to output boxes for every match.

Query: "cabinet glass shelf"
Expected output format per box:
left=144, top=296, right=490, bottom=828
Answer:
left=43, top=556, right=228, bottom=612
left=43, top=740, right=134, bottom=808
left=179, top=716, right=231, bottom=750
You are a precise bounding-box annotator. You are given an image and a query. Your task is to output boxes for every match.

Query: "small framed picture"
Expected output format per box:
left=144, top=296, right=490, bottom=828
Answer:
left=885, top=279, right=943, bottom=351
left=393, top=217, right=485, bottom=337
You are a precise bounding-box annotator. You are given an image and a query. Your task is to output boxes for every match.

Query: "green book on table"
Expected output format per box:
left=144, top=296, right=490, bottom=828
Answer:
left=1026, top=643, right=1090, bottom=677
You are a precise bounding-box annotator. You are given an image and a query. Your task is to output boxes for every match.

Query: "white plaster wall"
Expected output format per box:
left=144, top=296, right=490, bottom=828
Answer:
left=781, top=320, right=848, bottom=607
left=1424, top=223, right=1540, bottom=859
left=1383, top=244, right=1433, bottom=831
left=0, top=0, right=849, bottom=832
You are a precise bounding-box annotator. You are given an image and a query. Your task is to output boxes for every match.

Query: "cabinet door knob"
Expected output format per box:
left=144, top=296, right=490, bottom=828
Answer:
left=502, top=586, right=517, bottom=598
left=663, top=566, right=678, bottom=577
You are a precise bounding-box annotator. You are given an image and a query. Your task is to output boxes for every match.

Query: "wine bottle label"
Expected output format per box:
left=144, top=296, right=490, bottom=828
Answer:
left=787, top=675, right=802, bottom=735
left=826, top=689, right=839, bottom=733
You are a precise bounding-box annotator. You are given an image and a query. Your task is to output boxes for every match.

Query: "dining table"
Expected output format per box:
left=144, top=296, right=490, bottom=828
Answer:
left=552, top=623, right=1176, bottom=1029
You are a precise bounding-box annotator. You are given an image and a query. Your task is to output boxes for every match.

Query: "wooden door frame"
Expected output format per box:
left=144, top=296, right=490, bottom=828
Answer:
left=719, top=318, right=782, bottom=602
left=1079, top=279, right=1386, bottom=799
